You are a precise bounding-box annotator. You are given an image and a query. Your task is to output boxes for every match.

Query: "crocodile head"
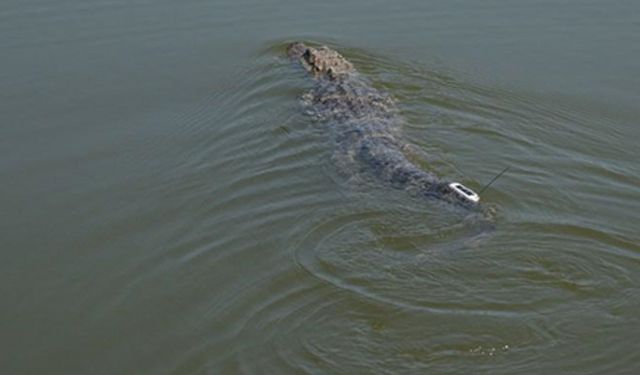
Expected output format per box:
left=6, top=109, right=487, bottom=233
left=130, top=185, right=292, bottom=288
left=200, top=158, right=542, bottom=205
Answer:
left=287, top=42, right=354, bottom=80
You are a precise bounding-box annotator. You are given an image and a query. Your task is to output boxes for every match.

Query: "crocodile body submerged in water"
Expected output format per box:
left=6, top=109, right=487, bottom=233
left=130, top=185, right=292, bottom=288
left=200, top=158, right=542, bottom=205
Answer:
left=287, top=42, right=482, bottom=209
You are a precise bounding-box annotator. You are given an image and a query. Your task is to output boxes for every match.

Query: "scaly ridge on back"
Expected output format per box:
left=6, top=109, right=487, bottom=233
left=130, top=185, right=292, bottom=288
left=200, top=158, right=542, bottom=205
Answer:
left=287, top=42, right=482, bottom=208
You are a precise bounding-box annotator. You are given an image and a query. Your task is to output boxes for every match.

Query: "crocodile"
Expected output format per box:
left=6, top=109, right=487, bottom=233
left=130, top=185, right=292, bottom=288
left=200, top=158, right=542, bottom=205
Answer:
left=287, top=42, right=482, bottom=208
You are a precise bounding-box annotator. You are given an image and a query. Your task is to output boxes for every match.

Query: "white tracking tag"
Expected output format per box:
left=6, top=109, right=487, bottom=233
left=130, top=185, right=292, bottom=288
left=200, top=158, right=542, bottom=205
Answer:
left=449, top=182, right=480, bottom=203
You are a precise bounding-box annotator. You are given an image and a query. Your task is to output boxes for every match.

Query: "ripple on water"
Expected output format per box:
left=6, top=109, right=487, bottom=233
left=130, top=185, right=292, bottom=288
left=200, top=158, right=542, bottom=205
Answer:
left=163, top=42, right=640, bottom=374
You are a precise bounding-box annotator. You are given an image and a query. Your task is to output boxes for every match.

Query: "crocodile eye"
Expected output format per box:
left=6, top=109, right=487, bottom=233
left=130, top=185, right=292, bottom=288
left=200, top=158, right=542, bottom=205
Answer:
left=327, top=67, right=335, bottom=78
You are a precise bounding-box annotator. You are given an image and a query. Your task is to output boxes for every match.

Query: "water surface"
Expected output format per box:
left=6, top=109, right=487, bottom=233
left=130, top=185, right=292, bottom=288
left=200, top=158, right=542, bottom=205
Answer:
left=1, top=0, right=639, bottom=374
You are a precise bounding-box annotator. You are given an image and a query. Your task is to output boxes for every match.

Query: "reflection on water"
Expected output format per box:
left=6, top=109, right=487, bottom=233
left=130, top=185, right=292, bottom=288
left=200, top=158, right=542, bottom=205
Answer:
left=1, top=0, right=639, bottom=374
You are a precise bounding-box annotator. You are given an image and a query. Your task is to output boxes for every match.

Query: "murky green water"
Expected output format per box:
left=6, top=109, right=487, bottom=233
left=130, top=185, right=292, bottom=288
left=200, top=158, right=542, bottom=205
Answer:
left=2, top=0, right=639, bottom=374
